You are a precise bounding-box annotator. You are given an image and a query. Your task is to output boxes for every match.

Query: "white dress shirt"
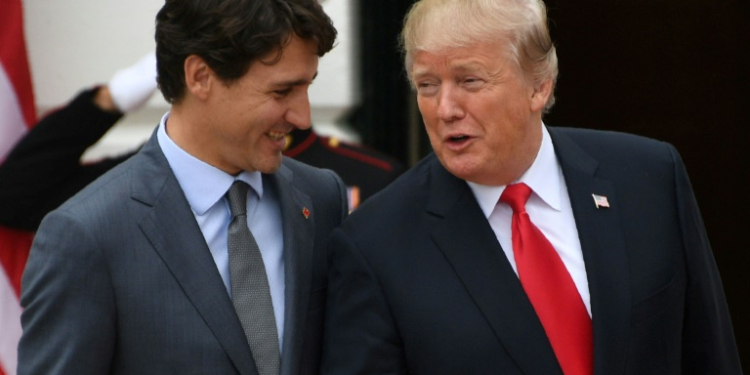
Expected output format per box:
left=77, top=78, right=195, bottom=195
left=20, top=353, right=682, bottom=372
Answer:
left=157, top=112, right=287, bottom=347
left=467, top=123, right=591, bottom=316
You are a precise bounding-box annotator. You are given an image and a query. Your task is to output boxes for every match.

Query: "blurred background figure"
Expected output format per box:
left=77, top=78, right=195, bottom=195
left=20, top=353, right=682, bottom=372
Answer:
left=284, top=128, right=404, bottom=211
left=0, top=53, right=157, bottom=232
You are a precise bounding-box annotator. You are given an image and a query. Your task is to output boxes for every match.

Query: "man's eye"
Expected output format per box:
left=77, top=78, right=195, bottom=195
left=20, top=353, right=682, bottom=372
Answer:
left=416, top=82, right=438, bottom=95
left=274, top=88, right=292, bottom=96
left=462, top=78, right=484, bottom=90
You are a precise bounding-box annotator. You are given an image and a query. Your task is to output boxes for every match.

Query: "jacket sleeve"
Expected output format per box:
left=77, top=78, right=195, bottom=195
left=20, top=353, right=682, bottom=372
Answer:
left=0, top=88, right=132, bottom=231
left=321, top=227, right=407, bottom=374
left=671, top=146, right=743, bottom=374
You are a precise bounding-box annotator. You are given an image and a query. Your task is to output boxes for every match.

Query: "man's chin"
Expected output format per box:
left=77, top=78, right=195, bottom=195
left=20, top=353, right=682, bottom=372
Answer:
left=437, top=155, right=473, bottom=180
left=254, top=156, right=284, bottom=174
left=440, top=158, right=491, bottom=185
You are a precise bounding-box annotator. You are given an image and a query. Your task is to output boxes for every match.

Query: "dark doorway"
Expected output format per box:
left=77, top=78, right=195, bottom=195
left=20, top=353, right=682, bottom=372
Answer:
left=543, top=0, right=750, bottom=366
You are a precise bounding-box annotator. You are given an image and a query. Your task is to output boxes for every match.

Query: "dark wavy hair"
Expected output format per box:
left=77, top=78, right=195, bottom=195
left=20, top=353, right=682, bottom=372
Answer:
left=155, top=0, right=337, bottom=103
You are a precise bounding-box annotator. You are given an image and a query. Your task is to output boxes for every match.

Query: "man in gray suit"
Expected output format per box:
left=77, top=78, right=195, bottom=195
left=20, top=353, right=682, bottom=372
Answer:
left=18, top=0, right=344, bottom=374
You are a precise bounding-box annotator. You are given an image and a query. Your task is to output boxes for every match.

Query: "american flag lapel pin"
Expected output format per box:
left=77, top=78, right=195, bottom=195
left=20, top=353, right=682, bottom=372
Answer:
left=302, top=207, right=310, bottom=219
left=592, top=194, right=610, bottom=209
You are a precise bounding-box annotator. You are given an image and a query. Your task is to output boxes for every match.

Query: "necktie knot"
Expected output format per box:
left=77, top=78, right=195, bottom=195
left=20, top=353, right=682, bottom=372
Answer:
left=227, top=181, right=249, bottom=218
left=500, top=183, right=532, bottom=213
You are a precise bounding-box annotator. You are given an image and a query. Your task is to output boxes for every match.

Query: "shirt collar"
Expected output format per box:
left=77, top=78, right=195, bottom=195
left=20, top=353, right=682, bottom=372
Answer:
left=157, top=112, right=264, bottom=215
left=467, top=122, right=563, bottom=218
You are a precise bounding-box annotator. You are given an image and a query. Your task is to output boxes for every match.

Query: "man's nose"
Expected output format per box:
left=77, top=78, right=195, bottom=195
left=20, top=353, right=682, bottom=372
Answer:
left=285, top=90, right=312, bottom=129
left=436, top=85, right=465, bottom=121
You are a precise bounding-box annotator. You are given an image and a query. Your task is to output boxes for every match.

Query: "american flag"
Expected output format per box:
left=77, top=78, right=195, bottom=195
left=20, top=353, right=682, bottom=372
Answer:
left=1, top=0, right=37, bottom=374
left=592, top=194, right=610, bottom=209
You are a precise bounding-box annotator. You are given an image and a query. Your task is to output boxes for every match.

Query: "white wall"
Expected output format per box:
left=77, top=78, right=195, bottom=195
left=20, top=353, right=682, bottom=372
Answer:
left=22, top=0, right=359, bottom=160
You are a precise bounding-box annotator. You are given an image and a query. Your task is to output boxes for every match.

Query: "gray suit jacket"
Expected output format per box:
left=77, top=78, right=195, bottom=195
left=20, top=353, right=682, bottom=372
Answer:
left=19, top=131, right=348, bottom=375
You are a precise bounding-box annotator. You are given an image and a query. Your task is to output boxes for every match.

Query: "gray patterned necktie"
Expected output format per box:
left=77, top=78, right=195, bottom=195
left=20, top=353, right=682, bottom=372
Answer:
left=226, top=181, right=280, bottom=375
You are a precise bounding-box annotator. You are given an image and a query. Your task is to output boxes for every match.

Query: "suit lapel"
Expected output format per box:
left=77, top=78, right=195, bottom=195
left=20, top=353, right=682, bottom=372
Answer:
left=549, top=128, right=630, bottom=375
left=427, top=159, right=564, bottom=375
left=131, top=134, right=257, bottom=375
left=269, top=163, right=315, bottom=375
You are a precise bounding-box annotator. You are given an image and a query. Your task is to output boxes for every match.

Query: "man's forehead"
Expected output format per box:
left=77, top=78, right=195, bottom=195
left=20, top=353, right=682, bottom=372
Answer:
left=248, top=37, right=320, bottom=85
left=412, top=49, right=498, bottom=74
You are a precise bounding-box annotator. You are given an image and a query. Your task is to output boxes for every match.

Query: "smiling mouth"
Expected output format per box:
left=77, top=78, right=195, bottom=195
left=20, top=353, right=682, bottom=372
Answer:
left=267, top=131, right=287, bottom=141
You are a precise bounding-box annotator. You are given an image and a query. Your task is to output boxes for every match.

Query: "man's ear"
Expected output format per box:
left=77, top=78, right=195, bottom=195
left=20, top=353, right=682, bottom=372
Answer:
left=184, top=55, right=212, bottom=101
left=530, top=78, right=553, bottom=112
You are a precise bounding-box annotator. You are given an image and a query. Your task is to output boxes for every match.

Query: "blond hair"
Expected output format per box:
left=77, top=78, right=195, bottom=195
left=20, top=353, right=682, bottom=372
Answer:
left=401, top=0, right=558, bottom=111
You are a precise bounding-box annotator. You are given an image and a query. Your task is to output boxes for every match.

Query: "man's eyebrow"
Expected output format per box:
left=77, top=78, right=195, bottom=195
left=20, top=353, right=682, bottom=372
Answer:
left=274, top=72, right=319, bottom=87
left=411, top=67, right=431, bottom=80
left=411, top=62, right=487, bottom=79
left=449, top=61, right=488, bottom=73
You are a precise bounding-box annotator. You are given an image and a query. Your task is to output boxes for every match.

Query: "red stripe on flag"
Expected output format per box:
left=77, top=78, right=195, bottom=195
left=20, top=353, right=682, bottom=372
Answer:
left=1, top=0, right=36, bottom=300
left=0, top=228, right=32, bottom=299
left=1, top=0, right=36, bottom=298
left=1, top=1, right=37, bottom=373
left=0, top=0, right=36, bottom=128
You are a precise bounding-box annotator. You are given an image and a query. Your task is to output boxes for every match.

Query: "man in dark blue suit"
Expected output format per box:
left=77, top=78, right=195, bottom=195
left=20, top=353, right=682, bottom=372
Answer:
left=321, top=0, right=742, bottom=374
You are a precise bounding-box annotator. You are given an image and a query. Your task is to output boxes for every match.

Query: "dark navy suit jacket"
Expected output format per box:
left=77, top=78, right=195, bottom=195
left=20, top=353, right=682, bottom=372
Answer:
left=321, top=126, right=741, bottom=374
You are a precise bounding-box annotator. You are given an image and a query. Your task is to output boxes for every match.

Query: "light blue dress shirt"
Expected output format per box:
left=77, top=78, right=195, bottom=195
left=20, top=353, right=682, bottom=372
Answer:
left=156, top=112, right=286, bottom=349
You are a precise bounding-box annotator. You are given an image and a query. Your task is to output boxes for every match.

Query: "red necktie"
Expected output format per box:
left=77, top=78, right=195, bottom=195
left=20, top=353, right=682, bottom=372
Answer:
left=500, top=183, right=593, bottom=375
